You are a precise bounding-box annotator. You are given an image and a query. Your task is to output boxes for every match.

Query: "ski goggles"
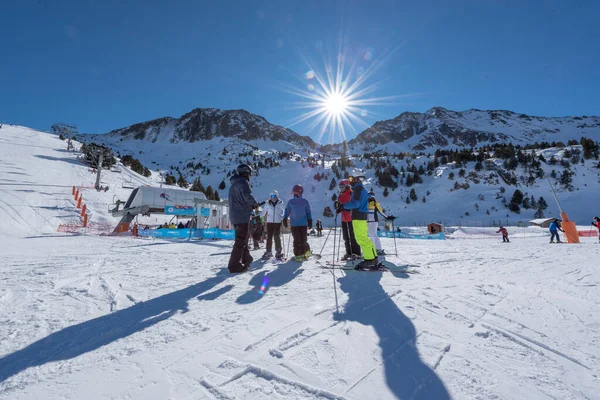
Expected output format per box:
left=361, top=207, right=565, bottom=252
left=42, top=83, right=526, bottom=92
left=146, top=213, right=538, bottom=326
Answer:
left=349, top=176, right=363, bottom=183
left=270, top=194, right=277, bottom=198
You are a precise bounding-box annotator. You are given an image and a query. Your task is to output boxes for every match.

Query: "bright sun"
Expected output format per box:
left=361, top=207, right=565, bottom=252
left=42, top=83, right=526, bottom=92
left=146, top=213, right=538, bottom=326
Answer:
left=323, top=92, right=348, bottom=116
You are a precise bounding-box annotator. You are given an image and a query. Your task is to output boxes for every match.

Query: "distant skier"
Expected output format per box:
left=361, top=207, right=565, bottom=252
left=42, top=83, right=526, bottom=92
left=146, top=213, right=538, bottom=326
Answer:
left=549, top=219, right=564, bottom=243
left=367, top=190, right=395, bottom=255
left=315, top=220, right=323, bottom=236
left=260, top=190, right=285, bottom=259
left=336, top=179, right=361, bottom=260
left=592, top=217, right=600, bottom=242
left=496, top=226, right=510, bottom=243
left=336, top=175, right=379, bottom=269
left=283, top=184, right=312, bottom=261
left=227, top=164, right=258, bottom=273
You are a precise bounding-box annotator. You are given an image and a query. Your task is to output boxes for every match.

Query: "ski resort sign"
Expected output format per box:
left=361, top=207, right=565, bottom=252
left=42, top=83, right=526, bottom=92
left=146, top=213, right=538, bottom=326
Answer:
left=164, top=205, right=196, bottom=215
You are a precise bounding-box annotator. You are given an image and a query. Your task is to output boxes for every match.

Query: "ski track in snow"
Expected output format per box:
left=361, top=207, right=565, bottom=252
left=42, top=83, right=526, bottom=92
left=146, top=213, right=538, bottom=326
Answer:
left=1, top=125, right=599, bottom=399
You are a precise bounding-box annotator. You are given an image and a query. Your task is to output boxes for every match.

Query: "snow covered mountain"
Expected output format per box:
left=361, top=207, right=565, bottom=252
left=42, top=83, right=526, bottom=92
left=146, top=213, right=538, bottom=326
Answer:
left=93, top=108, right=318, bottom=149
left=349, top=107, right=600, bottom=152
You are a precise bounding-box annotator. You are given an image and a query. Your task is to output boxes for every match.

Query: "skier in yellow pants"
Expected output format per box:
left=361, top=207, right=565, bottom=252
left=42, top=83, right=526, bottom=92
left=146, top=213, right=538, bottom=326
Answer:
left=336, top=175, right=378, bottom=268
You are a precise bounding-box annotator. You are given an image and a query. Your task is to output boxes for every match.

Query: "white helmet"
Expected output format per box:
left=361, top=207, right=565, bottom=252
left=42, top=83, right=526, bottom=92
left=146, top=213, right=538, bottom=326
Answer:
left=270, top=190, right=279, bottom=198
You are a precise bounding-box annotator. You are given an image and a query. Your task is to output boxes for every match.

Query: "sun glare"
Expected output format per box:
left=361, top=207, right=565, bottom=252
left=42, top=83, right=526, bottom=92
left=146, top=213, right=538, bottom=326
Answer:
left=283, top=46, right=400, bottom=144
left=324, top=93, right=348, bottom=116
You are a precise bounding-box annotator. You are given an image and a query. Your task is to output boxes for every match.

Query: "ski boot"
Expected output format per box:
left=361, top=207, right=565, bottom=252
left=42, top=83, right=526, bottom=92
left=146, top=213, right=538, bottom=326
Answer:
left=294, top=255, right=304, bottom=262
left=341, top=253, right=352, bottom=261
left=376, top=249, right=386, bottom=256
left=261, top=251, right=272, bottom=260
left=355, top=258, right=380, bottom=270
left=275, top=250, right=284, bottom=260
left=303, top=250, right=312, bottom=260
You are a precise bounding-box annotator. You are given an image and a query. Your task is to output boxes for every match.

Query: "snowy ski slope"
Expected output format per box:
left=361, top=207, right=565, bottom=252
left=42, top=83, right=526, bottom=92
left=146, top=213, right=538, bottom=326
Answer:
left=1, top=125, right=599, bottom=399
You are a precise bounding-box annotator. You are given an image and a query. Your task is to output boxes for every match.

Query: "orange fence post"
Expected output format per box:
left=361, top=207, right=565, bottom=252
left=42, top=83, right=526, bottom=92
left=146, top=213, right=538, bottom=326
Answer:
left=560, top=212, right=580, bottom=244
left=77, top=197, right=82, bottom=209
left=83, top=214, right=88, bottom=228
left=81, top=204, right=86, bottom=216
left=72, top=186, right=75, bottom=195
left=75, top=190, right=79, bottom=201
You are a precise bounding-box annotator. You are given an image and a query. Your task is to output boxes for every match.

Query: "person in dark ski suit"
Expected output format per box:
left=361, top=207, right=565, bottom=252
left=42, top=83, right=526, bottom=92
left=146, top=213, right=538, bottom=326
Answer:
left=496, top=226, right=510, bottom=243
left=260, top=190, right=285, bottom=258
left=227, top=164, right=259, bottom=273
left=249, top=211, right=264, bottom=250
left=549, top=219, right=564, bottom=243
left=315, top=220, right=323, bottom=236
left=283, top=184, right=312, bottom=261
left=592, top=217, right=600, bottom=243
left=336, top=175, right=378, bottom=268
left=336, top=179, right=361, bottom=260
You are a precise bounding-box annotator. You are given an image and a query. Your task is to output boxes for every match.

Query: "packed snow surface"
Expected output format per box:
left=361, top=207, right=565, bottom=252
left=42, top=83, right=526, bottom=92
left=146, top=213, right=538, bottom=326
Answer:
left=1, top=125, right=599, bottom=399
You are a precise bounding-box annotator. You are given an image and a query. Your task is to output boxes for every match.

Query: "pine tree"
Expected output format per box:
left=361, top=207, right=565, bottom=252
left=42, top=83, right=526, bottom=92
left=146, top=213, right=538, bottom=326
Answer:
left=219, top=180, right=226, bottom=190
left=331, top=193, right=337, bottom=201
left=409, top=188, right=418, bottom=202
left=177, top=174, right=188, bottom=188
left=205, top=185, right=214, bottom=200
left=214, top=190, right=220, bottom=201
left=329, top=177, right=337, bottom=190
left=383, top=187, right=389, bottom=197
left=448, top=172, right=455, bottom=180
left=538, top=196, right=548, bottom=210
left=190, top=177, right=204, bottom=192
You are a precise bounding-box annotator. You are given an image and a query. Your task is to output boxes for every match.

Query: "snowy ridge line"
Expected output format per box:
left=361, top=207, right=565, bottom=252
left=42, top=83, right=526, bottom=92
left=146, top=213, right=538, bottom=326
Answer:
left=481, top=323, right=591, bottom=370
left=205, top=362, right=349, bottom=400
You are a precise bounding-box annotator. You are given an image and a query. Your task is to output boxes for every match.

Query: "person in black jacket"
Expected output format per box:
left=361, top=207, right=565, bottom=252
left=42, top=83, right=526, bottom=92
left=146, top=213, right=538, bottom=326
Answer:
left=227, top=164, right=258, bottom=273
left=315, top=220, right=323, bottom=236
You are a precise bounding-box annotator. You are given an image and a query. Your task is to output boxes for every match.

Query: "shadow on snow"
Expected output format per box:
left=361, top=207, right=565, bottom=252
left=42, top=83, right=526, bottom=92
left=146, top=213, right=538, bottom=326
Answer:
left=0, top=270, right=231, bottom=383
left=236, top=260, right=303, bottom=304
left=334, top=270, right=450, bottom=400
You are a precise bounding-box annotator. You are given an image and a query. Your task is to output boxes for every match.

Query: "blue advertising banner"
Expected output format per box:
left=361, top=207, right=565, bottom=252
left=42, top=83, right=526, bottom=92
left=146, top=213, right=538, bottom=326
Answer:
left=378, top=231, right=445, bottom=240
left=139, top=228, right=235, bottom=240
left=200, top=207, right=210, bottom=217
left=164, top=205, right=196, bottom=215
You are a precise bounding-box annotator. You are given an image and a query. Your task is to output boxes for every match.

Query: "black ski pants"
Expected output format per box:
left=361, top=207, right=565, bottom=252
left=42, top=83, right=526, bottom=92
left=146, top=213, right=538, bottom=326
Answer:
left=265, top=222, right=282, bottom=253
left=550, top=230, right=560, bottom=242
left=229, top=223, right=252, bottom=272
left=342, top=221, right=361, bottom=256
left=502, top=235, right=510, bottom=243
left=291, top=226, right=310, bottom=256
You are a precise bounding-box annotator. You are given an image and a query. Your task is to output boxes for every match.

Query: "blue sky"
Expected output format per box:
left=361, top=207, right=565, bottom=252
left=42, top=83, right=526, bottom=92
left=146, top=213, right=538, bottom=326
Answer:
left=1, top=0, right=599, bottom=144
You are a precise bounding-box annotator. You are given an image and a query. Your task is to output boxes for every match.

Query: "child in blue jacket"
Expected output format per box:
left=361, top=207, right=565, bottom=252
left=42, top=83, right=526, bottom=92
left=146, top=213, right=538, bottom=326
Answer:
left=283, top=184, right=312, bottom=261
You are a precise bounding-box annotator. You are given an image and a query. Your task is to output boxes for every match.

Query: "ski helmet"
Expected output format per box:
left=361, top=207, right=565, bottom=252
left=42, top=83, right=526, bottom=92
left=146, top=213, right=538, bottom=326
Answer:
left=292, top=184, right=304, bottom=196
left=338, top=179, right=351, bottom=190
left=236, top=163, right=252, bottom=177
left=348, top=175, right=365, bottom=185
left=270, top=190, right=279, bottom=198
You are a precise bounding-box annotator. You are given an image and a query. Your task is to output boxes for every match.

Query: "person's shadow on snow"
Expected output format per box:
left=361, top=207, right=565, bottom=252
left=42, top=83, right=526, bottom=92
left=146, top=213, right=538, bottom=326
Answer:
left=0, top=269, right=232, bottom=384
left=334, top=271, right=450, bottom=400
left=235, top=261, right=303, bottom=304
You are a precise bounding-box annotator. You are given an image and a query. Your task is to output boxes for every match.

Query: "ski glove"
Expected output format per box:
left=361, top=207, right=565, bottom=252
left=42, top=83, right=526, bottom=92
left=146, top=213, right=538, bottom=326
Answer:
left=258, top=201, right=266, bottom=207
left=386, top=215, right=396, bottom=221
left=307, top=219, right=313, bottom=229
left=283, top=218, right=289, bottom=228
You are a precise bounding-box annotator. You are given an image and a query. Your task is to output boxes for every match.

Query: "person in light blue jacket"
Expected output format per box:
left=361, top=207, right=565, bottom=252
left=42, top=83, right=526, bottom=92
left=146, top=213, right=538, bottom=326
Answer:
left=549, top=219, right=564, bottom=243
left=283, top=184, right=312, bottom=261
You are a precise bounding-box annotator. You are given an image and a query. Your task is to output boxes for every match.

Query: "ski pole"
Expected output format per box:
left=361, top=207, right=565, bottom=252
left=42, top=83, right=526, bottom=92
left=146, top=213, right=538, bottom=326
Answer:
left=285, top=229, right=291, bottom=259
left=318, top=216, right=337, bottom=257
left=391, top=218, right=399, bottom=257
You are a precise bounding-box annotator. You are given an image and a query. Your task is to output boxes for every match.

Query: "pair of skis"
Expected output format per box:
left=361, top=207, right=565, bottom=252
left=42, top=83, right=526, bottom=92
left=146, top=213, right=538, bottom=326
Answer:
left=318, top=260, right=419, bottom=274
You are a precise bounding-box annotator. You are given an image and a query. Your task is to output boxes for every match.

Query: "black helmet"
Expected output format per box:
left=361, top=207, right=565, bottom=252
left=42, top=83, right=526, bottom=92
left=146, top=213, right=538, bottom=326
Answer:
left=236, top=164, right=252, bottom=177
